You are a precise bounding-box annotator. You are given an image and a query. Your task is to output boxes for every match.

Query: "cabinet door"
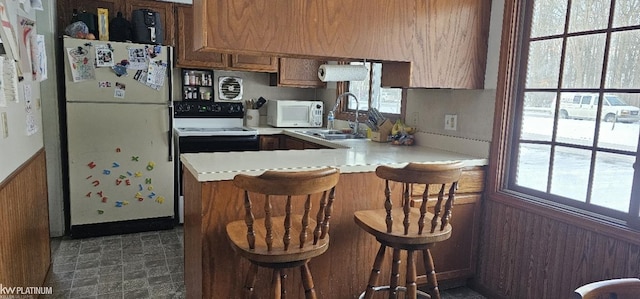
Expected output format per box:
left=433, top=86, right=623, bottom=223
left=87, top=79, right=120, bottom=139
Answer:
left=303, top=141, right=327, bottom=149
left=231, top=54, right=278, bottom=72
left=125, top=0, right=175, bottom=46
left=283, top=137, right=305, bottom=150
left=259, top=135, right=282, bottom=150
left=417, top=194, right=481, bottom=283
left=274, top=58, right=326, bottom=88
left=176, top=6, right=228, bottom=68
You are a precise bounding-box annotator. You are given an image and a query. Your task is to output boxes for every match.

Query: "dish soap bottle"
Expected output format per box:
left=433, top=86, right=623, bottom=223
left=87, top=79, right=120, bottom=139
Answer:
left=327, top=111, right=335, bottom=130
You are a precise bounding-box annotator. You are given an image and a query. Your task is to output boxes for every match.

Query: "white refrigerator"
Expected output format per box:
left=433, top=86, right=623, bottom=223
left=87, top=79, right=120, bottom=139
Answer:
left=63, top=37, right=175, bottom=237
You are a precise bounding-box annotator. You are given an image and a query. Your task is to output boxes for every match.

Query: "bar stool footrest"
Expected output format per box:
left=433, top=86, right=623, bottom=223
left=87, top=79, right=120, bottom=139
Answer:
left=358, top=286, right=431, bottom=299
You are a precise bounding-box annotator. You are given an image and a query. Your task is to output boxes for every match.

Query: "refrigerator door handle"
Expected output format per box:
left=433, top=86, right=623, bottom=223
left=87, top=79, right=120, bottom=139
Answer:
left=167, top=46, right=174, bottom=162
left=168, top=105, right=173, bottom=162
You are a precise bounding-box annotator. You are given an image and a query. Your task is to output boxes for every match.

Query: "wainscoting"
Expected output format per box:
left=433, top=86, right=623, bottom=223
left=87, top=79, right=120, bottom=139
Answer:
left=0, top=149, right=51, bottom=289
left=473, top=198, right=640, bottom=299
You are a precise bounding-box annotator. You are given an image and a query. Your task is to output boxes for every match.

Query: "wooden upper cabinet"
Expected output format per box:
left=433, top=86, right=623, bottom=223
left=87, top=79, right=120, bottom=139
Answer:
left=270, top=58, right=326, bottom=88
left=192, top=0, right=491, bottom=89
left=176, top=5, right=227, bottom=68
left=176, top=6, right=276, bottom=72
left=125, top=0, right=175, bottom=46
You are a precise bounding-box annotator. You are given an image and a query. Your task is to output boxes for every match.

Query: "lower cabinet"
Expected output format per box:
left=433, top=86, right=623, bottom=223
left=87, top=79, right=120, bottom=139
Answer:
left=410, top=167, right=485, bottom=287
left=259, top=135, right=282, bottom=150
left=259, top=135, right=329, bottom=150
left=283, top=136, right=305, bottom=150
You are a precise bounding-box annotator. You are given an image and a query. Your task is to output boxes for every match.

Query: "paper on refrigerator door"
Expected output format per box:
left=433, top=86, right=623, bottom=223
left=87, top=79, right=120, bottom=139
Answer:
left=66, top=47, right=95, bottom=82
left=145, top=59, right=167, bottom=88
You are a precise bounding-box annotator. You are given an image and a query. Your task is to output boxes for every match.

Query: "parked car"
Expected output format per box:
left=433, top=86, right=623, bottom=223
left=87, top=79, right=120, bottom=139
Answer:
left=551, top=93, right=640, bottom=123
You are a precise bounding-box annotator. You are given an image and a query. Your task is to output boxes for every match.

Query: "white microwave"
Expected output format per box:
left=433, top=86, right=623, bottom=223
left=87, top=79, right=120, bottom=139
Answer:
left=267, top=100, right=324, bottom=127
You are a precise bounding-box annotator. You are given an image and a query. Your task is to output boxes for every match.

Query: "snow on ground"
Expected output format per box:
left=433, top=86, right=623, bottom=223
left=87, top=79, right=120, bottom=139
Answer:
left=515, top=114, right=637, bottom=212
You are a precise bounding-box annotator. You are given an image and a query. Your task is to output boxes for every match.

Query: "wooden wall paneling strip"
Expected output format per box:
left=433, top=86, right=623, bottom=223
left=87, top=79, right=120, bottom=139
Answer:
left=515, top=209, right=534, bottom=299
left=559, top=221, right=579, bottom=297
left=499, top=203, right=513, bottom=295
left=475, top=199, right=489, bottom=288
left=531, top=214, right=546, bottom=298
left=627, top=246, right=640, bottom=278
left=496, top=204, right=511, bottom=295
left=537, top=213, right=553, bottom=298
left=483, top=200, right=500, bottom=292
left=610, top=239, right=629, bottom=278
left=591, top=234, right=608, bottom=282
left=506, top=207, right=525, bottom=298
left=546, top=221, right=568, bottom=299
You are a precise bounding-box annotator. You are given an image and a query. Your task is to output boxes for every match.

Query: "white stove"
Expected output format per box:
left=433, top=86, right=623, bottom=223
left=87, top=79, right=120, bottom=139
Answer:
left=174, top=118, right=257, bottom=137
left=173, top=101, right=260, bottom=224
left=173, top=102, right=258, bottom=137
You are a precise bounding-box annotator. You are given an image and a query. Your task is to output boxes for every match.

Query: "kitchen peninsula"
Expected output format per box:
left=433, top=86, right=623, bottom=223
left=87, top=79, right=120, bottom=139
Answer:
left=181, top=130, right=488, bottom=298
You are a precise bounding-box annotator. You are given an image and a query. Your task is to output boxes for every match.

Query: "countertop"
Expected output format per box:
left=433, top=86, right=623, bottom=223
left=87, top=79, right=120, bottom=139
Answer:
left=180, top=128, right=488, bottom=182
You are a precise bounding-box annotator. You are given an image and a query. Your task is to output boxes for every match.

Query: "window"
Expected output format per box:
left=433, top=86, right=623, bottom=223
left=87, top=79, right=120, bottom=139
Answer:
left=506, top=0, right=640, bottom=226
left=335, top=62, right=404, bottom=120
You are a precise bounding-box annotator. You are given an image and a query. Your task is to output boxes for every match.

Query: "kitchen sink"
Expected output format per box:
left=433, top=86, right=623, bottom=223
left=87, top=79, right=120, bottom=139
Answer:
left=296, top=129, right=364, bottom=140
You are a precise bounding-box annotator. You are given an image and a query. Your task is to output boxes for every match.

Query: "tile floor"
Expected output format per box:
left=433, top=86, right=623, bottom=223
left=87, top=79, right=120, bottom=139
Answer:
left=45, top=227, right=185, bottom=299
left=44, top=225, right=484, bottom=299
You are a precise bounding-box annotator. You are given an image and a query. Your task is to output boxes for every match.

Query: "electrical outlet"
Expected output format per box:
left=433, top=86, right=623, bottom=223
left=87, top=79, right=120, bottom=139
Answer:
left=444, top=114, right=457, bottom=131
left=1, top=112, right=8, bottom=138
left=411, top=111, right=419, bottom=126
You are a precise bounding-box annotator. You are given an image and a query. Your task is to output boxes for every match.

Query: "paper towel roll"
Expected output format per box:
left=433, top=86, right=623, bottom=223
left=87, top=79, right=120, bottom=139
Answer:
left=317, top=64, right=368, bottom=82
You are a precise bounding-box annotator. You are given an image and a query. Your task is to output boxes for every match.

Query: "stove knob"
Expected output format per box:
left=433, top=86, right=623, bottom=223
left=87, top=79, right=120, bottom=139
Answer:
left=212, top=105, right=222, bottom=112
left=229, top=104, right=241, bottom=113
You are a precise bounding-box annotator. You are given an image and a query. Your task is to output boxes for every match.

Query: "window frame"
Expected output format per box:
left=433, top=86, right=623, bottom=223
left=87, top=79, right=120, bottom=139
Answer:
left=334, top=62, right=406, bottom=122
left=489, top=0, right=640, bottom=232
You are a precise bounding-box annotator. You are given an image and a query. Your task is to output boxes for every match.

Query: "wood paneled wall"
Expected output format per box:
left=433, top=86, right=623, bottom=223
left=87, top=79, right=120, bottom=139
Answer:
left=0, top=149, right=51, bottom=289
left=473, top=198, right=640, bottom=299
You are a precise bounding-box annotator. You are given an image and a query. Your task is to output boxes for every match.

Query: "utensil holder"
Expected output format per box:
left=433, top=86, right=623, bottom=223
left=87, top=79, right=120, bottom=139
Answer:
left=370, top=119, right=393, bottom=142
left=245, top=109, right=260, bottom=127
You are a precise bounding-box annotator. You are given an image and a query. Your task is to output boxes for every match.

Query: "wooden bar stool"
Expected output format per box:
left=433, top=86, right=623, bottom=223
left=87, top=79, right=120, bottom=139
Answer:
left=574, top=278, right=640, bottom=299
left=226, top=167, right=340, bottom=299
left=354, top=162, right=464, bottom=299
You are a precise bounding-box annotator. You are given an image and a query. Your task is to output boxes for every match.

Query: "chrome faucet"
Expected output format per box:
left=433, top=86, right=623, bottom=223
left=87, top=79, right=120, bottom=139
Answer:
left=333, top=92, right=362, bottom=136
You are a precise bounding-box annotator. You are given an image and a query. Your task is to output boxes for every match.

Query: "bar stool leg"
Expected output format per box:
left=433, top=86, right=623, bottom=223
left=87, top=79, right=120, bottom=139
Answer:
left=389, top=248, right=402, bottom=299
left=244, top=263, right=258, bottom=299
left=272, top=269, right=282, bottom=299
left=363, top=244, right=387, bottom=299
left=300, top=262, right=317, bottom=299
left=406, top=249, right=417, bottom=299
left=422, top=249, right=441, bottom=299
